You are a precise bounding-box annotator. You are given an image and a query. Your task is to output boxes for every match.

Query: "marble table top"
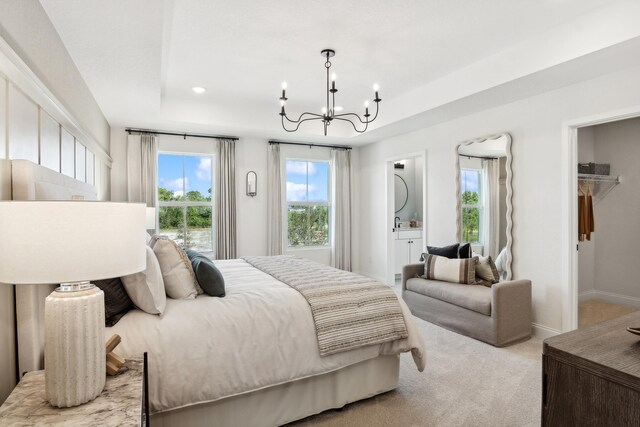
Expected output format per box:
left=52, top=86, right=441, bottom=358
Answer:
left=0, top=359, right=143, bottom=426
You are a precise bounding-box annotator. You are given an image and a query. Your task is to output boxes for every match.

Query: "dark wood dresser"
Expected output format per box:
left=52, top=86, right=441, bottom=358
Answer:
left=542, top=312, right=640, bottom=426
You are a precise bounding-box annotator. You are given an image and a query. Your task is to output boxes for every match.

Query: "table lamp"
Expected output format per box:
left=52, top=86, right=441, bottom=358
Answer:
left=0, top=201, right=145, bottom=408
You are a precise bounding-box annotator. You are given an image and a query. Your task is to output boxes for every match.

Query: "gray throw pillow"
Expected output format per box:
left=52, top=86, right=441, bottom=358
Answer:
left=185, top=249, right=226, bottom=297
left=426, top=243, right=459, bottom=259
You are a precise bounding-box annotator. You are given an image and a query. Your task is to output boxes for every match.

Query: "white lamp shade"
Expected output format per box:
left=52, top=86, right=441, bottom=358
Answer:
left=0, top=201, right=146, bottom=284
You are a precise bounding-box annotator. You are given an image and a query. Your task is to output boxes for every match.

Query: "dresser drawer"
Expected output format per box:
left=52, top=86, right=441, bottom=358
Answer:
left=397, top=229, right=422, bottom=239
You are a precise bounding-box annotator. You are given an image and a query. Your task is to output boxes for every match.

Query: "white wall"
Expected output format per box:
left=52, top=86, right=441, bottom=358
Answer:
left=584, top=117, right=640, bottom=306
left=0, top=0, right=110, bottom=151
left=353, top=64, right=640, bottom=334
left=577, top=127, right=596, bottom=295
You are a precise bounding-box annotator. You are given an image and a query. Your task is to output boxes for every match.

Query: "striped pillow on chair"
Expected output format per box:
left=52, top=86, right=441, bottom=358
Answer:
left=423, top=254, right=478, bottom=284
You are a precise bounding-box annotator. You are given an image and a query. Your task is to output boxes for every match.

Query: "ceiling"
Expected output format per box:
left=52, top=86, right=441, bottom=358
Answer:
left=39, top=0, right=640, bottom=145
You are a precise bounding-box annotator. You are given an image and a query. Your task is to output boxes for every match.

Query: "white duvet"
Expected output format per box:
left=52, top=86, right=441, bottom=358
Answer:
left=107, top=259, right=426, bottom=414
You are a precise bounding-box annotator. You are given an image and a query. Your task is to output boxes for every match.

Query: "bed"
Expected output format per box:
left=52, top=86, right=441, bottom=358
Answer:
left=9, top=159, right=426, bottom=427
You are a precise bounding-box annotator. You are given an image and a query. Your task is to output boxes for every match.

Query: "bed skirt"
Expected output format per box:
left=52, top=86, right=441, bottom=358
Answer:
left=151, top=354, right=400, bottom=427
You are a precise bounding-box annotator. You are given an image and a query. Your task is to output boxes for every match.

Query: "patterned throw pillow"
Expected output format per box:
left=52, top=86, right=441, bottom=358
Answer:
left=475, top=255, right=500, bottom=287
left=423, top=254, right=478, bottom=284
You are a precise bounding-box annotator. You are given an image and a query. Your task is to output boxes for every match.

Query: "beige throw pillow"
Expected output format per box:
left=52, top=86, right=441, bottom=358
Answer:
left=121, top=246, right=166, bottom=314
left=423, top=254, right=477, bottom=284
left=476, top=255, right=500, bottom=287
left=150, top=235, right=202, bottom=299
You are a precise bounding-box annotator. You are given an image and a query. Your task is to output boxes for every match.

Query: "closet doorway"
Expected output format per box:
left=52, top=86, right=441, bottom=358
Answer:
left=576, top=117, right=640, bottom=328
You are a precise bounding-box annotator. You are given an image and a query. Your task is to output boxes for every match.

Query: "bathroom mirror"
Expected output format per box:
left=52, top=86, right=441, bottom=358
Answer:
left=455, top=133, right=513, bottom=280
left=394, top=174, right=408, bottom=213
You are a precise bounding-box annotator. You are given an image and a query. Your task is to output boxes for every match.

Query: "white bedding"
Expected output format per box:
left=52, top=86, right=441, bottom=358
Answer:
left=107, top=259, right=426, bottom=414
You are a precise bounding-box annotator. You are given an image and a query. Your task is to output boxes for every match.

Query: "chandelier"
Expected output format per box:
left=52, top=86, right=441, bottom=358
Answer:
left=279, top=49, right=381, bottom=136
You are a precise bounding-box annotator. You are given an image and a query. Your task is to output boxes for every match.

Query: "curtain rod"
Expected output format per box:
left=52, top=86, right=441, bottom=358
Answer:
left=269, top=140, right=352, bottom=150
left=125, top=128, right=239, bottom=141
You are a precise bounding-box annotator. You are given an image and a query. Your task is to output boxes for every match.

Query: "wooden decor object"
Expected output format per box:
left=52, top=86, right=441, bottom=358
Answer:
left=105, top=334, right=126, bottom=376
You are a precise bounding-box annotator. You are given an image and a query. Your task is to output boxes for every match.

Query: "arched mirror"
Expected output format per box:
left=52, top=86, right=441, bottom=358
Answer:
left=394, top=174, right=408, bottom=213
left=455, top=133, right=513, bottom=280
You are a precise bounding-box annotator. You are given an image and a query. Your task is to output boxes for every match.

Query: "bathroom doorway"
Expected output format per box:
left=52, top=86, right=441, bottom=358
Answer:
left=385, top=151, right=427, bottom=287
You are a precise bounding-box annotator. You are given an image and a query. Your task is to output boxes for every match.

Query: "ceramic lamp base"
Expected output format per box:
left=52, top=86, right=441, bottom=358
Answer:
left=44, top=286, right=105, bottom=407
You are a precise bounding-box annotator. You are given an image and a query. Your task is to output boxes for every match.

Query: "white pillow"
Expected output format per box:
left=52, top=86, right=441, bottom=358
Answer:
left=121, top=246, right=166, bottom=314
left=150, top=235, right=201, bottom=299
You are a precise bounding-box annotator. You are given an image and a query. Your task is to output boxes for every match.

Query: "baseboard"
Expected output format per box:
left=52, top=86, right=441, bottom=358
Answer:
left=532, top=323, right=562, bottom=339
left=578, top=290, right=640, bottom=309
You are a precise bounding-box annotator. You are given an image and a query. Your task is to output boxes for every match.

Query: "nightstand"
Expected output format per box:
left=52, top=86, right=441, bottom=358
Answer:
left=542, top=313, right=640, bottom=426
left=0, top=354, right=149, bottom=426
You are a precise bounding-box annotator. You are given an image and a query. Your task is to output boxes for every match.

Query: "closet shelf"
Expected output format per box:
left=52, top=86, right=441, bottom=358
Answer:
left=578, top=174, right=621, bottom=204
left=578, top=173, right=621, bottom=183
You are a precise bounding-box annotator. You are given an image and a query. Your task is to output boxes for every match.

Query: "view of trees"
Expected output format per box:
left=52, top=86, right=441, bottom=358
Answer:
left=461, top=190, right=480, bottom=243
left=288, top=205, right=329, bottom=246
left=158, top=187, right=212, bottom=250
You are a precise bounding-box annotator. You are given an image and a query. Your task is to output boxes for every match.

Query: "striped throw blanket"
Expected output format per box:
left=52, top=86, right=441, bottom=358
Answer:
left=243, top=255, right=408, bottom=356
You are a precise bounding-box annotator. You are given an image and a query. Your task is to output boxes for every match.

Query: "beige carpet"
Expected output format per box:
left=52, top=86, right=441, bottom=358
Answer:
left=289, top=314, right=542, bottom=427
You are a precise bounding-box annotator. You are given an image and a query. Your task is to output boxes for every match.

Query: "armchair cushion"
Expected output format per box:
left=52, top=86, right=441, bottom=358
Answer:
left=406, top=278, right=491, bottom=315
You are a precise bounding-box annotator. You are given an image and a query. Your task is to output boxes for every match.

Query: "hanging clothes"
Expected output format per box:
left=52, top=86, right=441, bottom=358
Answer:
left=578, top=181, right=595, bottom=241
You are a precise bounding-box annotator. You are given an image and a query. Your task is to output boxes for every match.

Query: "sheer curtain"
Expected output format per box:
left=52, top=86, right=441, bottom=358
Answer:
left=331, top=149, right=352, bottom=270
left=483, top=159, right=500, bottom=259
left=267, top=143, right=283, bottom=255
left=126, top=133, right=157, bottom=206
left=216, top=138, right=237, bottom=259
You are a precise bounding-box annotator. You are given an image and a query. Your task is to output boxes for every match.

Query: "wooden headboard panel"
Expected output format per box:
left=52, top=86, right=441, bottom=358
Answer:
left=11, top=160, right=98, bottom=376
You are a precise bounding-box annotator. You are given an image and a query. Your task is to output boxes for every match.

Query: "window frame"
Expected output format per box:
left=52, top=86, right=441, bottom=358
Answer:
left=460, top=167, right=483, bottom=244
left=157, top=151, right=215, bottom=253
left=285, top=158, right=332, bottom=249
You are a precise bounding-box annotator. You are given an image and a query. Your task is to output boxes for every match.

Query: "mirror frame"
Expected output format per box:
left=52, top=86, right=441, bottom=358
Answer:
left=455, top=133, right=513, bottom=280
left=394, top=174, right=409, bottom=213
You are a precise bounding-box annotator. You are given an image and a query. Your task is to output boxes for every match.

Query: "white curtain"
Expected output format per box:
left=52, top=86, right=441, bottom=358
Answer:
left=216, top=138, right=237, bottom=259
left=126, top=133, right=158, bottom=206
left=483, top=159, right=500, bottom=259
left=267, top=143, right=283, bottom=255
left=331, top=149, right=352, bottom=271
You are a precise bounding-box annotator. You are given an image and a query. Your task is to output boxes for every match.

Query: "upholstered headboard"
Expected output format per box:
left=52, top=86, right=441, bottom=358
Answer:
left=12, top=159, right=97, bottom=201
left=11, top=160, right=98, bottom=376
left=0, top=159, right=10, bottom=200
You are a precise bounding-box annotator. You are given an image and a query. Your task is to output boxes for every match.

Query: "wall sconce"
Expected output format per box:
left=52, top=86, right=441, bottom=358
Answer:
left=246, top=171, right=257, bottom=197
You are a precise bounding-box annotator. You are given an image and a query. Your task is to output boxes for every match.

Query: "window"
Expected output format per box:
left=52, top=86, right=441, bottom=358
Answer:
left=460, top=168, right=482, bottom=243
left=158, top=153, right=214, bottom=252
left=286, top=160, right=330, bottom=247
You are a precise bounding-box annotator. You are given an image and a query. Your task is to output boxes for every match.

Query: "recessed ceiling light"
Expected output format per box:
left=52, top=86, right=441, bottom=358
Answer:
left=334, top=106, right=343, bottom=112
left=192, top=87, right=206, bottom=94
